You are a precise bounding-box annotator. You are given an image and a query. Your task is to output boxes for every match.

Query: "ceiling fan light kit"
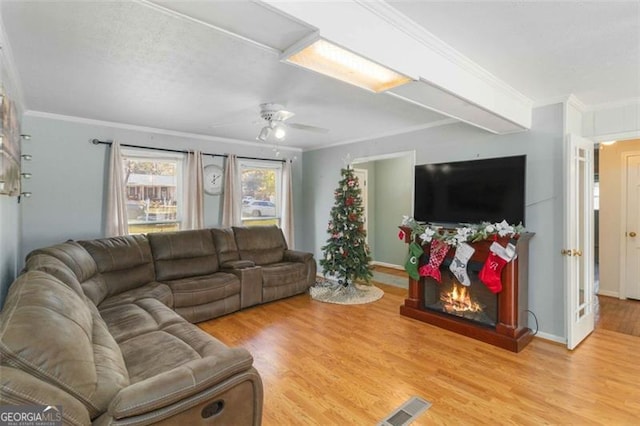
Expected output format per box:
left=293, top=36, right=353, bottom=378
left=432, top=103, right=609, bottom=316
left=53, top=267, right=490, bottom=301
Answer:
left=282, top=36, right=412, bottom=93
left=255, top=103, right=327, bottom=142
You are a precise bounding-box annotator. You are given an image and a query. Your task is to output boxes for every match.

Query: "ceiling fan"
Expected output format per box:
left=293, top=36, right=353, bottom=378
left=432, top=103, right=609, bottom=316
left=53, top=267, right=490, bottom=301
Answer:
left=255, top=103, right=329, bottom=142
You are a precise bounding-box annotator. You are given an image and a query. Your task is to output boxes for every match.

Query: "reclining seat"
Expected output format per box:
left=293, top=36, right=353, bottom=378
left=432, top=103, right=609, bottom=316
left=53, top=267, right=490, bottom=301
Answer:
left=232, top=225, right=316, bottom=303
left=78, top=235, right=173, bottom=310
left=148, top=229, right=241, bottom=323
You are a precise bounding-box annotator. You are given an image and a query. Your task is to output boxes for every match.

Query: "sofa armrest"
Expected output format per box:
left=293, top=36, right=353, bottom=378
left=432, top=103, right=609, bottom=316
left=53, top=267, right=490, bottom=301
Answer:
left=283, top=249, right=313, bottom=263
left=221, top=260, right=255, bottom=270
left=226, top=266, right=263, bottom=309
left=108, top=348, right=253, bottom=420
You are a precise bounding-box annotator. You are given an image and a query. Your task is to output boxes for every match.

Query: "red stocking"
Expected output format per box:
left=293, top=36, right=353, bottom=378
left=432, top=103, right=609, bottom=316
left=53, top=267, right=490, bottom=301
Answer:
left=419, top=240, right=450, bottom=282
left=479, top=241, right=517, bottom=293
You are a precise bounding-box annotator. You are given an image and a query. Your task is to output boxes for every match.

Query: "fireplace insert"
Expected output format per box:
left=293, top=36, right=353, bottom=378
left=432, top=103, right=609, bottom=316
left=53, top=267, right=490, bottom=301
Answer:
left=423, top=260, right=498, bottom=327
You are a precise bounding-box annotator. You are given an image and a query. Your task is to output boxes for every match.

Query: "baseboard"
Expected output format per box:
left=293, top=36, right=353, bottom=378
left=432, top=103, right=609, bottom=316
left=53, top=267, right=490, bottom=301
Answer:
left=533, top=331, right=566, bottom=345
left=597, top=290, right=619, bottom=298
left=370, top=261, right=404, bottom=270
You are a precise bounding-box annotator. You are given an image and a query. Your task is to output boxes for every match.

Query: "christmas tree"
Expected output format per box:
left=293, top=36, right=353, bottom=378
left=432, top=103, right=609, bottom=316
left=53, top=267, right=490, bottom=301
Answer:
left=320, top=167, right=373, bottom=287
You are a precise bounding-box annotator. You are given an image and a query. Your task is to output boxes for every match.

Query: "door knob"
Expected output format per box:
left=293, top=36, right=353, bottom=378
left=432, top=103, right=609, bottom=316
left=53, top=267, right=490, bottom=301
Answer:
left=561, top=249, right=573, bottom=256
left=630, top=232, right=637, bottom=237
left=572, top=249, right=583, bottom=257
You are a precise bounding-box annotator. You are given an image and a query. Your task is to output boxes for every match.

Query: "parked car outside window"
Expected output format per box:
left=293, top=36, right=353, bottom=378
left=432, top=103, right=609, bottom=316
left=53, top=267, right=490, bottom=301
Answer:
left=242, top=200, right=276, bottom=217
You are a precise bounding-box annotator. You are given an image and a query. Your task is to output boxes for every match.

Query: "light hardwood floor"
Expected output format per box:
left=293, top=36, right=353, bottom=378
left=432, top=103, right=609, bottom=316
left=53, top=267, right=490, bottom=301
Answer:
left=198, top=277, right=640, bottom=425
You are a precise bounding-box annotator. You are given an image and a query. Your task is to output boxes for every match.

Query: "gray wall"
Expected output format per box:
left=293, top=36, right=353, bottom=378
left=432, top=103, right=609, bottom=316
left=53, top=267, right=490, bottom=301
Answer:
left=302, top=104, right=565, bottom=339
left=19, top=115, right=303, bottom=261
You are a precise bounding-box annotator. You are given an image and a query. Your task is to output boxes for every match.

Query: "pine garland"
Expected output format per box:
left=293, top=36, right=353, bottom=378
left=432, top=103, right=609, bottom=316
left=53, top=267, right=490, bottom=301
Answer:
left=399, top=216, right=525, bottom=246
left=320, top=167, right=373, bottom=287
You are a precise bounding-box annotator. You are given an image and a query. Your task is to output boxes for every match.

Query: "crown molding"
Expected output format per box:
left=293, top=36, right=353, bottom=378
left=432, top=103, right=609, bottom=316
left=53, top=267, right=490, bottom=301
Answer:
left=355, top=0, right=533, bottom=108
left=24, top=110, right=303, bottom=152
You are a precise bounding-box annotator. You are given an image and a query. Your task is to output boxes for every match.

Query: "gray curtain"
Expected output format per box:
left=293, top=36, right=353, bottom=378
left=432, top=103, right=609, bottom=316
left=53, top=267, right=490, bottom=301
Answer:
left=184, top=150, right=204, bottom=229
left=281, top=160, right=294, bottom=248
left=221, top=154, right=241, bottom=226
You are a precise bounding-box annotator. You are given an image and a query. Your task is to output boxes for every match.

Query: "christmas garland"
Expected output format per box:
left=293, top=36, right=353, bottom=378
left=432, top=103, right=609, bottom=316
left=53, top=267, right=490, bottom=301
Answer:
left=399, top=216, right=525, bottom=246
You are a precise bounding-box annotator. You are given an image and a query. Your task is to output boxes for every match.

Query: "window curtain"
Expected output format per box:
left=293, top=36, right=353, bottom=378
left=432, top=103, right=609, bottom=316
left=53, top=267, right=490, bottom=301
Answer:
left=221, top=154, right=241, bottom=227
left=281, top=159, right=295, bottom=248
left=105, top=140, right=129, bottom=237
left=184, top=150, right=204, bottom=230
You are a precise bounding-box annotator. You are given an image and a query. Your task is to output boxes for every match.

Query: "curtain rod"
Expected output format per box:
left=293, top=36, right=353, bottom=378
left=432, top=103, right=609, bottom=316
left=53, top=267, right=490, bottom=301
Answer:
left=91, top=139, right=287, bottom=163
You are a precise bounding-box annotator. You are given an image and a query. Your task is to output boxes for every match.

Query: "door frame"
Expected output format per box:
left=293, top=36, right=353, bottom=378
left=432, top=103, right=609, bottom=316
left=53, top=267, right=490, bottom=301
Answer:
left=618, top=150, right=640, bottom=299
left=352, top=168, right=369, bottom=243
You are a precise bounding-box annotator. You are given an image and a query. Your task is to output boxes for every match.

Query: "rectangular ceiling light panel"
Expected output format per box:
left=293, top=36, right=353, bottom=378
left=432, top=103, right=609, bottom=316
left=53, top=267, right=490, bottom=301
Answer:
left=284, top=38, right=411, bottom=93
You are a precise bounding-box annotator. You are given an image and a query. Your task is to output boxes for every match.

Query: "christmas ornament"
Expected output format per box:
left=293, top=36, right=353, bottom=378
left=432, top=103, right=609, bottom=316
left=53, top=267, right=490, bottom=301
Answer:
left=398, top=230, right=406, bottom=240
left=479, top=239, right=517, bottom=293
left=404, top=242, right=423, bottom=281
left=419, top=240, right=450, bottom=282
left=449, top=242, right=475, bottom=286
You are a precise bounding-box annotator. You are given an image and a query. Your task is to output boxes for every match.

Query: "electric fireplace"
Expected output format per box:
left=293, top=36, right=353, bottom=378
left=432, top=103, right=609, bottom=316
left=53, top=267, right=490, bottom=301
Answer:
left=400, top=229, right=534, bottom=352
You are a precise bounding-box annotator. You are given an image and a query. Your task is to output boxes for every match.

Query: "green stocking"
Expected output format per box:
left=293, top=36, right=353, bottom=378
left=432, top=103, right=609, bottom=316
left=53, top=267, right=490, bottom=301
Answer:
left=404, top=242, right=424, bottom=280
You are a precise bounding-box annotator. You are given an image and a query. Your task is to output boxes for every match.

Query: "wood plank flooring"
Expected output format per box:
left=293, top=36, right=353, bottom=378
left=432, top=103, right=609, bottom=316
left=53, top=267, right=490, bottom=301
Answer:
left=198, top=275, right=640, bottom=425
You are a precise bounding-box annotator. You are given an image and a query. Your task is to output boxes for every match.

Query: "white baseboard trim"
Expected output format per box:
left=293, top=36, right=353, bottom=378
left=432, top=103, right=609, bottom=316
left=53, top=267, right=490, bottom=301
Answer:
left=370, top=261, right=404, bottom=270
left=597, top=290, right=619, bottom=298
left=533, top=331, right=566, bottom=345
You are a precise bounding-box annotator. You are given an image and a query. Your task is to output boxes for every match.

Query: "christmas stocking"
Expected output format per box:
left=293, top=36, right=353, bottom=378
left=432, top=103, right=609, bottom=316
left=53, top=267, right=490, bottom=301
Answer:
left=449, top=242, right=475, bottom=286
left=419, top=240, right=450, bottom=282
left=479, top=240, right=517, bottom=293
left=404, top=242, right=424, bottom=281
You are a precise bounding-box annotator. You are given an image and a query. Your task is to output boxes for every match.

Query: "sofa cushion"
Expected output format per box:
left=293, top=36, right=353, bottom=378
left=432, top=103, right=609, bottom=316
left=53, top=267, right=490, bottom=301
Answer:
left=261, top=262, right=308, bottom=288
left=165, top=273, right=240, bottom=309
left=211, top=227, right=240, bottom=264
left=27, top=241, right=107, bottom=305
left=23, top=253, right=85, bottom=297
left=79, top=235, right=155, bottom=298
left=0, top=271, right=129, bottom=419
left=97, top=281, right=173, bottom=310
left=232, top=226, right=286, bottom=265
left=100, top=299, right=187, bottom=344
left=149, top=229, right=219, bottom=281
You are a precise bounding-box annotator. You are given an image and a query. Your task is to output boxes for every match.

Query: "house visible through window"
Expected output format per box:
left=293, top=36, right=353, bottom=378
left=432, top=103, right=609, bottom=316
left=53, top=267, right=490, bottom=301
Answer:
left=240, top=160, right=282, bottom=227
left=122, top=150, right=183, bottom=234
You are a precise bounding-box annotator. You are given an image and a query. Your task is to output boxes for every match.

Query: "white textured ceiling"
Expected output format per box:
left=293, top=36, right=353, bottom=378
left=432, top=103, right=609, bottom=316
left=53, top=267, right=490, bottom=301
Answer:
left=2, top=1, right=638, bottom=150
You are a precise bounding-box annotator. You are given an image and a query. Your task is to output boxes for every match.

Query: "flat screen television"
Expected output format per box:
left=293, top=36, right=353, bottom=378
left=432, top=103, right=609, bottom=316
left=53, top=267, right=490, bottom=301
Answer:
left=414, top=155, right=526, bottom=226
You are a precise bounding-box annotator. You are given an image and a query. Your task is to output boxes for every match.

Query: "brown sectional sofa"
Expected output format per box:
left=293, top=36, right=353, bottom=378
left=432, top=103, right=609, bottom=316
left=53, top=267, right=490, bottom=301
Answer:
left=0, top=226, right=316, bottom=425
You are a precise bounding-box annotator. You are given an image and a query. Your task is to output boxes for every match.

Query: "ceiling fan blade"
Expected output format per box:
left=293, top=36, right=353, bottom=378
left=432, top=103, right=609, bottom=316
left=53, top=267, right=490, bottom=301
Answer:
left=271, top=110, right=295, bottom=122
left=288, top=122, right=330, bottom=133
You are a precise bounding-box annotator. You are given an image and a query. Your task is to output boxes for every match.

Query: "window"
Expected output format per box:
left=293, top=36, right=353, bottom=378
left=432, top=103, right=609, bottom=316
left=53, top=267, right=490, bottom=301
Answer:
left=122, top=150, right=184, bottom=234
left=240, top=160, right=282, bottom=227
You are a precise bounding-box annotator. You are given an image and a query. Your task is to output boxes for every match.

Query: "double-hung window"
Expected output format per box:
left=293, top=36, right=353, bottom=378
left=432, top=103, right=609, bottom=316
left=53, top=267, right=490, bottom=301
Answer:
left=122, top=149, right=184, bottom=234
left=240, top=159, right=282, bottom=227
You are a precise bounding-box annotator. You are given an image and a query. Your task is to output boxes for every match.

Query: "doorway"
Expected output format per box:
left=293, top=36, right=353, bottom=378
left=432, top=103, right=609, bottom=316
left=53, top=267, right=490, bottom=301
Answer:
left=595, top=138, right=640, bottom=337
left=352, top=151, right=415, bottom=270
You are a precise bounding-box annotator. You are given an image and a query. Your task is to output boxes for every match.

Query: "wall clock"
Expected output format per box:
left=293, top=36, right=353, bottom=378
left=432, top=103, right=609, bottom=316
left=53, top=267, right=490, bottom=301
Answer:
left=203, top=164, right=224, bottom=195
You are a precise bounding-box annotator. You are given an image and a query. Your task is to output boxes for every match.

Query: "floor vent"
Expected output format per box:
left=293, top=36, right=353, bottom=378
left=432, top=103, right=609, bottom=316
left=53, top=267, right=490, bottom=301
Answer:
left=378, top=396, right=432, bottom=426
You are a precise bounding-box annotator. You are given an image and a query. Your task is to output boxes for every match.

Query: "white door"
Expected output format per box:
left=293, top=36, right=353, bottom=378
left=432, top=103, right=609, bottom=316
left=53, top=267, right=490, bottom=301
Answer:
left=353, top=168, right=368, bottom=242
left=624, top=154, right=640, bottom=299
left=564, top=134, right=595, bottom=350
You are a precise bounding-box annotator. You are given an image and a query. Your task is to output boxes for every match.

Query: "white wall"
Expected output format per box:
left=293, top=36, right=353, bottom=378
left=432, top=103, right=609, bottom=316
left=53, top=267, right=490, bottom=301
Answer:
left=302, top=104, right=565, bottom=339
left=19, top=115, right=303, bottom=261
left=598, top=139, right=640, bottom=297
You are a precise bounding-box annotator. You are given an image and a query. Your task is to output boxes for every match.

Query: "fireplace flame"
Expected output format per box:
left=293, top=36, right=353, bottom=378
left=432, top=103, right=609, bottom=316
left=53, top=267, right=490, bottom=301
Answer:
left=441, top=283, right=482, bottom=313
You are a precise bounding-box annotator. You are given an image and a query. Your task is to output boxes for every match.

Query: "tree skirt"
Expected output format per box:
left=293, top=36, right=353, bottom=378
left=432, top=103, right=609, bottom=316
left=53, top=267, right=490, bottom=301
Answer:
left=310, top=278, right=384, bottom=305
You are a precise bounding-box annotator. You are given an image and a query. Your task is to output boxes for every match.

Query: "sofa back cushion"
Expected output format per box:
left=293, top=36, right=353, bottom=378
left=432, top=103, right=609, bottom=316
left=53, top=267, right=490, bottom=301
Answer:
left=211, top=228, right=240, bottom=264
left=79, top=235, right=155, bottom=298
left=23, top=253, right=85, bottom=297
left=0, top=271, right=129, bottom=419
left=232, top=226, right=286, bottom=266
left=26, top=241, right=108, bottom=305
left=148, top=229, right=219, bottom=281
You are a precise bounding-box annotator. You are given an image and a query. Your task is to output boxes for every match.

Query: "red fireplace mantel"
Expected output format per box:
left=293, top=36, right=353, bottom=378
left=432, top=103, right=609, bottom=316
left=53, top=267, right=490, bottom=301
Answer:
left=399, top=227, right=535, bottom=352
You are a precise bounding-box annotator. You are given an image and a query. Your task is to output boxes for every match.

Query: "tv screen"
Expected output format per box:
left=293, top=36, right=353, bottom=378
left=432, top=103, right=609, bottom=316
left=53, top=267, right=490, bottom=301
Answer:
left=414, top=155, right=526, bottom=226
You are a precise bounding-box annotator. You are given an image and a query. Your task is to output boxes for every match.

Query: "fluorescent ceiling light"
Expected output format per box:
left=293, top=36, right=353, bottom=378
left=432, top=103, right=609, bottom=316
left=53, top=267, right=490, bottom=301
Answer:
left=283, top=38, right=411, bottom=93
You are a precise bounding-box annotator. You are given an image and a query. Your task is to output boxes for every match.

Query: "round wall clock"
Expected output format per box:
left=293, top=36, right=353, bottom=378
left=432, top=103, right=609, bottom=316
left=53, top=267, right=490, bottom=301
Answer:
left=203, top=164, right=224, bottom=195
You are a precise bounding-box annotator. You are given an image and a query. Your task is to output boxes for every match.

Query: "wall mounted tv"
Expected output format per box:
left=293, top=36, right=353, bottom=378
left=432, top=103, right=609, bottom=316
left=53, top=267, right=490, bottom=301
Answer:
left=414, top=155, right=526, bottom=226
